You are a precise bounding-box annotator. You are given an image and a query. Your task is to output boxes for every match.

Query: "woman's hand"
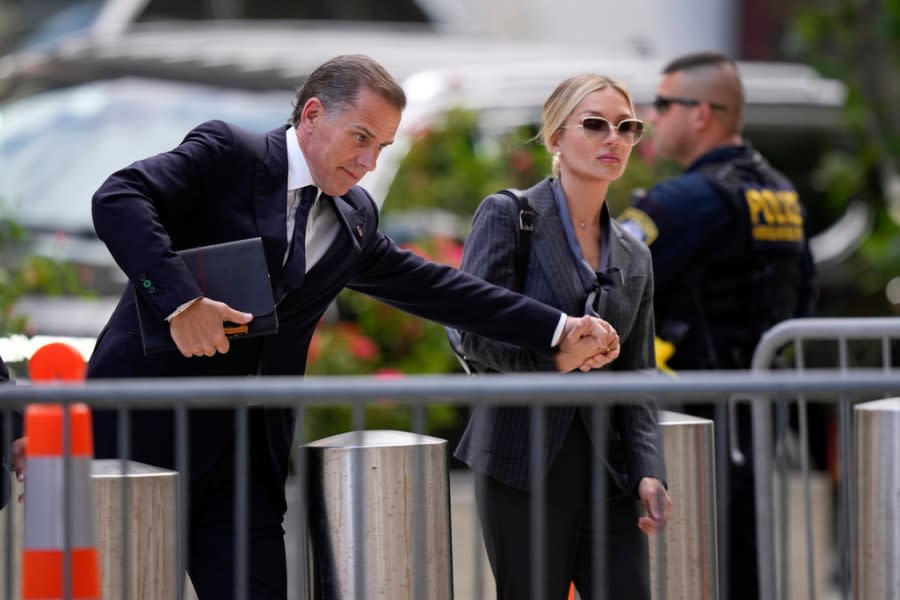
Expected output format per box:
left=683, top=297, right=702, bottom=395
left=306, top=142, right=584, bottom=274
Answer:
left=637, top=477, right=672, bottom=535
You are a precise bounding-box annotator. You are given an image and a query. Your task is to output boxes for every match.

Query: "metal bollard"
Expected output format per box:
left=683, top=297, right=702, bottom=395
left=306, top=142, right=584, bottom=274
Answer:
left=0, top=459, right=179, bottom=600
left=649, top=410, right=718, bottom=600
left=854, top=398, right=900, bottom=599
left=304, top=430, right=452, bottom=600
left=0, top=466, right=23, bottom=600
left=93, top=459, right=179, bottom=600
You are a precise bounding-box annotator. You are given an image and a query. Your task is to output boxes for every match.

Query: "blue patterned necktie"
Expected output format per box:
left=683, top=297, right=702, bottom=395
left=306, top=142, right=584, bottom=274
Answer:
left=278, top=185, right=317, bottom=298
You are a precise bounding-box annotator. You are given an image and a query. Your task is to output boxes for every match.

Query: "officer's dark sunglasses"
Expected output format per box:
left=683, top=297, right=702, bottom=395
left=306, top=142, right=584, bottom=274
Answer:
left=653, top=95, right=728, bottom=113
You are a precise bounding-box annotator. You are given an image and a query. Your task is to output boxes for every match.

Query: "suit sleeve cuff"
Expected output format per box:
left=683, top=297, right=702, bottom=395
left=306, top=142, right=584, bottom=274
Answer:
left=166, top=297, right=202, bottom=322
left=550, top=313, right=568, bottom=347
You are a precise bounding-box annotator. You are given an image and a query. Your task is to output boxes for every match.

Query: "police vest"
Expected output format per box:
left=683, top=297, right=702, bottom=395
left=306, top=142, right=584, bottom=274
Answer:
left=689, top=150, right=806, bottom=363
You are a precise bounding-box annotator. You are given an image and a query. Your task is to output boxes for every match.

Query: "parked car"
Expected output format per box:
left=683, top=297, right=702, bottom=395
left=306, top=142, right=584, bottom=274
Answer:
left=0, top=75, right=291, bottom=368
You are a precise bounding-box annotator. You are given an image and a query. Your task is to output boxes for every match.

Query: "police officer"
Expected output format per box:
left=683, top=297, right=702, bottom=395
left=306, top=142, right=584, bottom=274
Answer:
left=619, top=51, right=815, bottom=600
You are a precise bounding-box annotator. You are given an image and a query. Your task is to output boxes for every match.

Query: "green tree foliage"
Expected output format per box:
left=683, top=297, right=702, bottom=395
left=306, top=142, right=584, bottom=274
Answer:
left=383, top=108, right=549, bottom=217
left=785, top=0, right=900, bottom=313
left=0, top=217, right=84, bottom=337
left=0, top=219, right=30, bottom=335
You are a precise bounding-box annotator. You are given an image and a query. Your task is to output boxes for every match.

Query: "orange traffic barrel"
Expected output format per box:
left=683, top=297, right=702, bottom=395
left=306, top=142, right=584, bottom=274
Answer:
left=22, top=403, right=100, bottom=599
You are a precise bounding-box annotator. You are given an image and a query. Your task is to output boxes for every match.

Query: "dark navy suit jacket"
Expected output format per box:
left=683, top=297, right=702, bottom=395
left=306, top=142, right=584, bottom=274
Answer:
left=454, top=179, right=666, bottom=495
left=87, top=120, right=563, bottom=506
left=0, top=354, right=14, bottom=511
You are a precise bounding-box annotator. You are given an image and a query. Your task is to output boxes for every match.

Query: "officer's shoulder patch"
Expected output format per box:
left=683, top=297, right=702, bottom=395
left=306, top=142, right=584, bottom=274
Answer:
left=618, top=207, right=659, bottom=245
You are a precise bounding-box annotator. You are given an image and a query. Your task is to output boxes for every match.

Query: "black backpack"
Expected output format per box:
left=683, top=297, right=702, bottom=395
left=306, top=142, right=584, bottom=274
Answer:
left=446, top=189, right=534, bottom=374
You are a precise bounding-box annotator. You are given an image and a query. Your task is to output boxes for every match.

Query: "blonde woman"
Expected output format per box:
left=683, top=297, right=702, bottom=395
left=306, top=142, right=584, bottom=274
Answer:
left=455, top=74, right=672, bottom=599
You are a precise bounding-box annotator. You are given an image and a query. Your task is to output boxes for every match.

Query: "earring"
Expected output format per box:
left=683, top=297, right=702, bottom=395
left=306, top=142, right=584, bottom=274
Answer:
left=554, top=151, right=561, bottom=157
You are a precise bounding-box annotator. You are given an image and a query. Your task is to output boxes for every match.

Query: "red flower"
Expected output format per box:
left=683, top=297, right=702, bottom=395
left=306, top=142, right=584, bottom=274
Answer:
left=637, top=139, right=658, bottom=163
left=403, top=318, right=424, bottom=338
left=348, top=331, right=378, bottom=361
left=509, top=148, right=535, bottom=174
left=434, top=235, right=463, bottom=267
left=375, top=368, right=404, bottom=379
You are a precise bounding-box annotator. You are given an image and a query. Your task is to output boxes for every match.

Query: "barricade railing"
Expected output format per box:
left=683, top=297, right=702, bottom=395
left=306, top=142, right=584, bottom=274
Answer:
left=750, top=317, right=900, bottom=600
left=2, top=368, right=900, bottom=600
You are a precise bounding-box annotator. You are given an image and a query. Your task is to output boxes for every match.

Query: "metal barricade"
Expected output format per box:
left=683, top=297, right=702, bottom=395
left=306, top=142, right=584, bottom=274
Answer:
left=750, top=317, right=900, bottom=600
left=2, top=368, right=900, bottom=600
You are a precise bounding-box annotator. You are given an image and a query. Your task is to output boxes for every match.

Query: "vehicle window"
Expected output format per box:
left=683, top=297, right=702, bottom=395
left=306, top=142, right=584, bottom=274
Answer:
left=0, top=77, right=291, bottom=233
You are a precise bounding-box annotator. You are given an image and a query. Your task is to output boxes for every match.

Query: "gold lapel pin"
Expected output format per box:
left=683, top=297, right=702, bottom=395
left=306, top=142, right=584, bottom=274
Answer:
left=356, top=225, right=364, bottom=238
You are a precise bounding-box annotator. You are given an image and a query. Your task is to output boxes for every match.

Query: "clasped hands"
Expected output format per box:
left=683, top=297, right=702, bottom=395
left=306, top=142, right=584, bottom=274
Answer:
left=556, top=315, right=621, bottom=373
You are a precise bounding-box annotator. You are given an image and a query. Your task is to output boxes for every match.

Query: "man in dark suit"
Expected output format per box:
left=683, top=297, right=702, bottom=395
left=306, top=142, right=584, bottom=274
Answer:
left=0, top=354, right=10, bottom=510
left=0, top=354, right=24, bottom=511
left=87, top=54, right=617, bottom=599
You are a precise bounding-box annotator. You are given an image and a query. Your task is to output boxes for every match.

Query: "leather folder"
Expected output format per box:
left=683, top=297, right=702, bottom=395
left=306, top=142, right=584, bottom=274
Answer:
left=133, top=237, right=278, bottom=355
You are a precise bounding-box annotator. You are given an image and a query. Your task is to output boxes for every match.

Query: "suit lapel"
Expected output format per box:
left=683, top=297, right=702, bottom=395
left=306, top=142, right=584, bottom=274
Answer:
left=594, top=205, right=622, bottom=317
left=330, top=193, right=367, bottom=250
left=254, top=126, right=290, bottom=281
left=597, top=219, right=633, bottom=323
left=529, top=181, right=586, bottom=313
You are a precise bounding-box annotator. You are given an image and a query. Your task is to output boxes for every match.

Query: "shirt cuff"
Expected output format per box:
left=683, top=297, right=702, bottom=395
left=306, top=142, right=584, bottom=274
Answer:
left=166, top=297, right=202, bottom=322
left=550, top=313, right=568, bottom=347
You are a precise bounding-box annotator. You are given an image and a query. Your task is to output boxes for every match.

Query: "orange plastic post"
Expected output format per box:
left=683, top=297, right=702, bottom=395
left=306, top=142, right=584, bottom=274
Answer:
left=22, top=403, right=100, bottom=599
left=27, top=342, right=87, bottom=382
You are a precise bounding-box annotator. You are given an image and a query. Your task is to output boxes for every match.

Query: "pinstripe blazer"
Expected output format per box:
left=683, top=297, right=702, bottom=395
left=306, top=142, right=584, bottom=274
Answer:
left=454, top=178, right=667, bottom=494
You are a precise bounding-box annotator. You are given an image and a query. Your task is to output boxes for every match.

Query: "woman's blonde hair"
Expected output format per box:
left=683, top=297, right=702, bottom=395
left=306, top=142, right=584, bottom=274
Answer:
left=538, top=74, right=636, bottom=177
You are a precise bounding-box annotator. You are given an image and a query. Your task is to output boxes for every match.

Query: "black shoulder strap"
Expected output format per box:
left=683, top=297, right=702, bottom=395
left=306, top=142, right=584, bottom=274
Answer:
left=497, top=188, right=534, bottom=292
left=444, top=188, right=535, bottom=375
